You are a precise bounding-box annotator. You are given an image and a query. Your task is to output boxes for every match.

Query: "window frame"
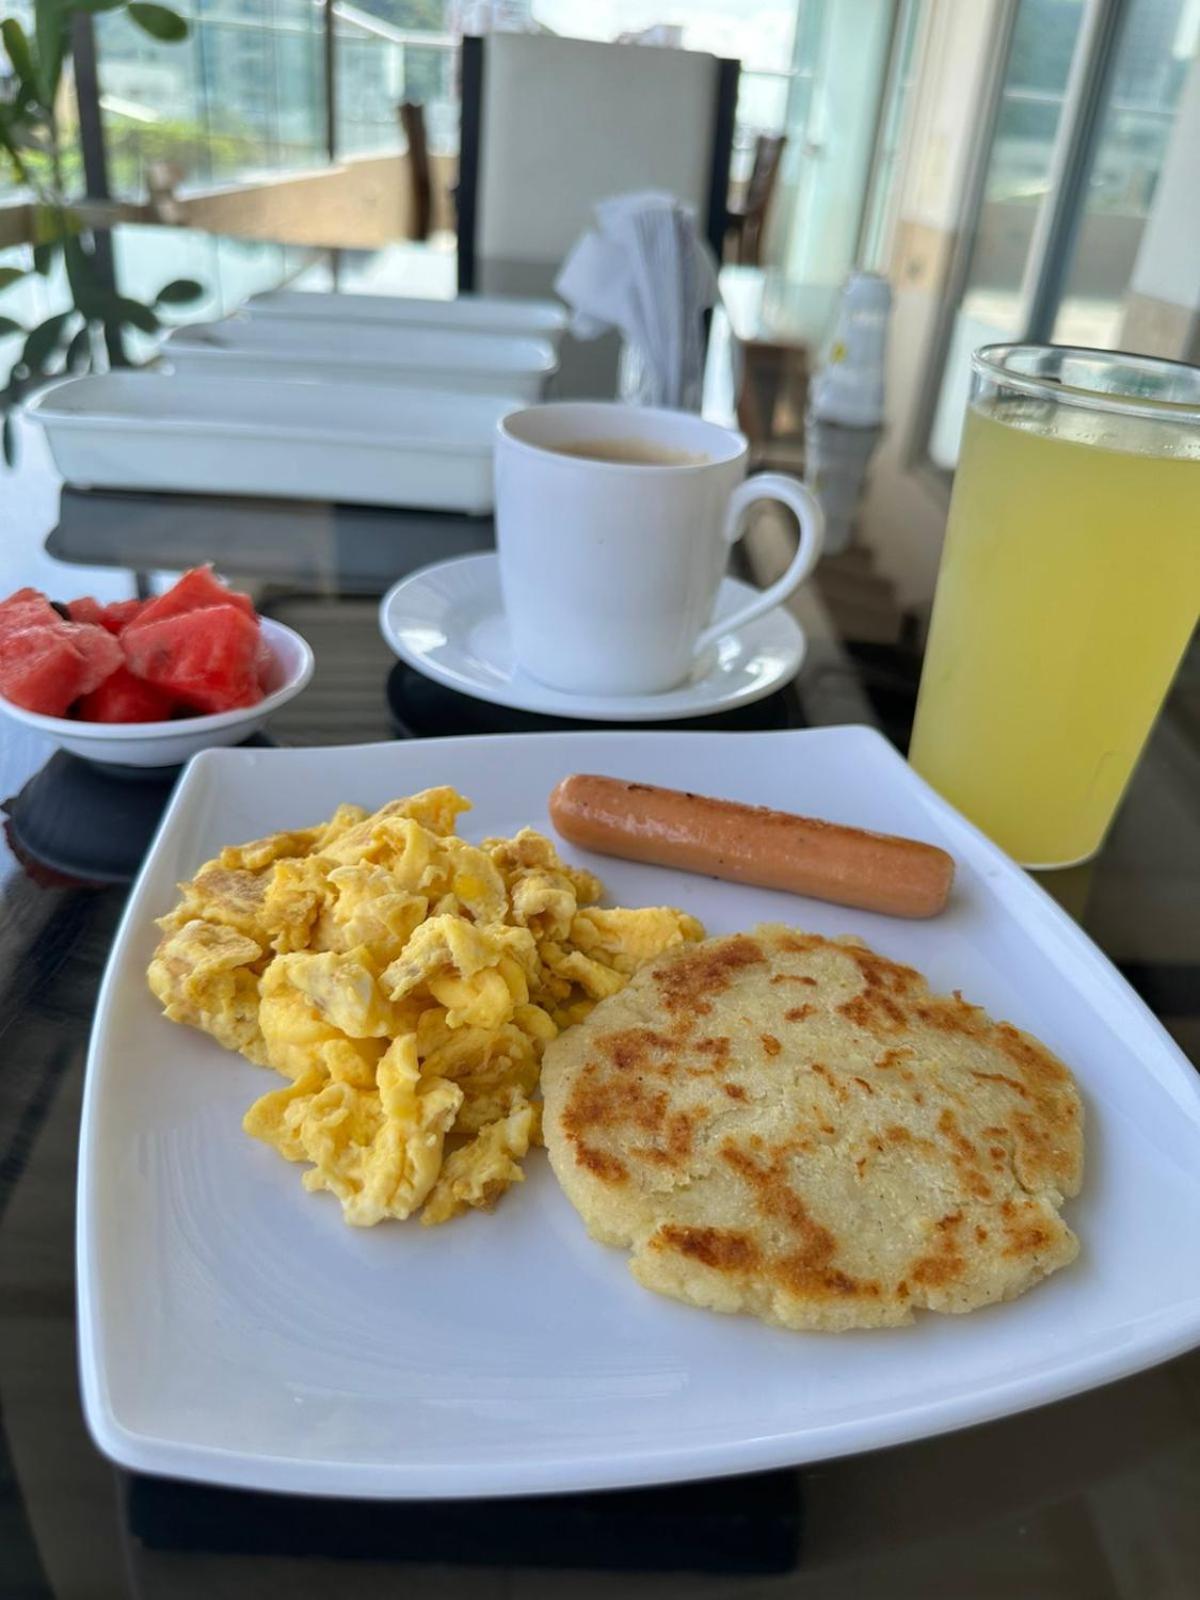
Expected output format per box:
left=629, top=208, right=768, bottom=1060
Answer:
left=909, top=0, right=1139, bottom=484
left=856, top=0, right=929, bottom=272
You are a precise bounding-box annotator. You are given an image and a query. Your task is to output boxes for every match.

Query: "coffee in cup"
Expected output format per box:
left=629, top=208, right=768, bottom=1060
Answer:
left=494, top=401, right=824, bottom=697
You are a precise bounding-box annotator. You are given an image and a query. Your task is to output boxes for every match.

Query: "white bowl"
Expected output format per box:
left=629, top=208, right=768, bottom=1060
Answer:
left=0, top=617, right=314, bottom=768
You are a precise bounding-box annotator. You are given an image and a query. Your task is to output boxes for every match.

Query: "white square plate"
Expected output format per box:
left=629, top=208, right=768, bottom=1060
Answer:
left=78, top=728, right=1200, bottom=1497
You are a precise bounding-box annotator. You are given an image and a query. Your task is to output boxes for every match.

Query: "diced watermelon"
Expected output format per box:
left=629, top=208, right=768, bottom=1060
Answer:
left=0, top=618, right=122, bottom=715
left=67, top=596, right=105, bottom=627
left=71, top=622, right=124, bottom=695
left=98, top=598, right=147, bottom=635
left=66, top=595, right=147, bottom=634
left=0, top=588, right=62, bottom=640
left=122, top=603, right=263, bottom=714
left=76, top=664, right=177, bottom=723
left=127, top=566, right=255, bottom=633
left=0, top=627, right=92, bottom=715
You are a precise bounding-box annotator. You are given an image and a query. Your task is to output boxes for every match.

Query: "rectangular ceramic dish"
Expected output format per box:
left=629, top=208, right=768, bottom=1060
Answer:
left=165, top=317, right=557, bottom=400
left=27, top=372, right=512, bottom=511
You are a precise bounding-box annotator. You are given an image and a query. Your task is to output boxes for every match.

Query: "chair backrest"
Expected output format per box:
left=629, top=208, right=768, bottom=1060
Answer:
left=398, top=100, right=432, bottom=242
left=458, top=33, right=739, bottom=295
left=745, top=133, right=786, bottom=219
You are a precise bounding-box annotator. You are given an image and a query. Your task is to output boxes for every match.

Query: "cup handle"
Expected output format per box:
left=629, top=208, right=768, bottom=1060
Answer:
left=693, top=472, right=825, bottom=658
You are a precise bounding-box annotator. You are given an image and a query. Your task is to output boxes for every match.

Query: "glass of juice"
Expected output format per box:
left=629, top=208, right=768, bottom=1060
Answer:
left=909, top=345, right=1200, bottom=868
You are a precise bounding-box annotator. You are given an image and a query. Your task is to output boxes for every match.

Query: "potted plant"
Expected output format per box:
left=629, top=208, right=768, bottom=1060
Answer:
left=0, top=0, right=200, bottom=462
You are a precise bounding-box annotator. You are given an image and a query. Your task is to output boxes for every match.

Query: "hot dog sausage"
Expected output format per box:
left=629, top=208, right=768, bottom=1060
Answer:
left=549, top=774, right=954, bottom=919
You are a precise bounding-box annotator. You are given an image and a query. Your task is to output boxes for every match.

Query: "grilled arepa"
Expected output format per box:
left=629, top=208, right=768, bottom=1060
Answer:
left=541, top=924, right=1083, bottom=1331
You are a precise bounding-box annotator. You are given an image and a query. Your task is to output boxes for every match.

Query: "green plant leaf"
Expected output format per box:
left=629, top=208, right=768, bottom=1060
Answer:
left=154, top=277, right=203, bottom=305
left=0, top=267, right=28, bottom=290
left=126, top=3, right=189, bottom=42
left=65, top=323, right=91, bottom=371
left=0, top=315, right=26, bottom=336
left=33, top=240, right=56, bottom=275
left=110, top=296, right=159, bottom=334
left=1, top=19, right=40, bottom=109
left=73, top=0, right=131, bottom=11
left=33, top=0, right=66, bottom=109
left=21, top=309, right=71, bottom=371
left=3, top=411, right=16, bottom=468
left=0, top=138, right=33, bottom=190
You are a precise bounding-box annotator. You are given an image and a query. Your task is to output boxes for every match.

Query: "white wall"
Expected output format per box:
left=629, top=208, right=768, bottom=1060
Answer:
left=1130, top=49, right=1200, bottom=311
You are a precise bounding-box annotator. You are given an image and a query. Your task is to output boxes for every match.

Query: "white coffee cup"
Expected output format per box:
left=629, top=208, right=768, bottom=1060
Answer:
left=495, top=401, right=824, bottom=696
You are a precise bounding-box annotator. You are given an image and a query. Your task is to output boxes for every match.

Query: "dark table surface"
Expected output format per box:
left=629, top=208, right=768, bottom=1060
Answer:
left=1, top=430, right=1198, bottom=1600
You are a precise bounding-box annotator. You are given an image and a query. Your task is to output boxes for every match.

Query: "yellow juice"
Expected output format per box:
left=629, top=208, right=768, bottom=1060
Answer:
left=909, top=396, right=1200, bottom=866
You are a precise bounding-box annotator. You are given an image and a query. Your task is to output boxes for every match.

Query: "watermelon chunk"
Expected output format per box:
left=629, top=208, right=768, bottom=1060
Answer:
left=71, top=623, right=124, bottom=695
left=66, top=595, right=147, bottom=634
left=98, top=598, right=147, bottom=635
left=0, top=629, right=89, bottom=714
left=0, top=617, right=122, bottom=715
left=0, top=588, right=62, bottom=639
left=128, top=566, right=255, bottom=633
left=123, top=603, right=263, bottom=714
left=67, top=596, right=105, bottom=627
left=0, top=625, right=111, bottom=715
left=77, top=664, right=176, bottom=723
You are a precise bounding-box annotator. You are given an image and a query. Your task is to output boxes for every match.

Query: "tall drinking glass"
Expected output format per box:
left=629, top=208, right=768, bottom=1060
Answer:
left=909, top=346, right=1200, bottom=868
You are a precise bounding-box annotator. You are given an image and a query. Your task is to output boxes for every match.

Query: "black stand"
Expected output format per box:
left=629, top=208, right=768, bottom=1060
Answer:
left=125, top=1469, right=802, bottom=1573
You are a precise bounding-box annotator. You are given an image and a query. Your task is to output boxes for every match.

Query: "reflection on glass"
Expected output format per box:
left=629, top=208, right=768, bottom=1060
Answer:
left=1052, top=0, right=1198, bottom=348
left=769, top=0, right=898, bottom=286
left=859, top=0, right=922, bottom=272
left=336, top=25, right=457, bottom=159
left=95, top=0, right=327, bottom=198
left=928, top=0, right=1085, bottom=468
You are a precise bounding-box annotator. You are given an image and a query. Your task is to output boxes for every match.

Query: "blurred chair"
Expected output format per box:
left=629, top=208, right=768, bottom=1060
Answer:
left=456, top=33, right=739, bottom=395
left=145, top=160, right=185, bottom=226
left=725, top=134, right=785, bottom=266
left=397, top=101, right=432, bottom=242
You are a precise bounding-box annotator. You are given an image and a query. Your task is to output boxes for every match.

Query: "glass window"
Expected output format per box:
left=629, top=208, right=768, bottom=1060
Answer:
left=859, top=0, right=924, bottom=272
left=762, top=0, right=902, bottom=286
left=924, top=0, right=1200, bottom=472
left=95, top=0, right=328, bottom=199
left=1052, top=0, right=1199, bottom=347
left=927, top=0, right=1086, bottom=469
left=334, top=5, right=456, bottom=160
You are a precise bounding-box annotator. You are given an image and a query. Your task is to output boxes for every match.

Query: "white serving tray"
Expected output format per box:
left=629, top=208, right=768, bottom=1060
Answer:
left=26, top=372, right=514, bottom=511
left=247, top=288, right=568, bottom=347
left=165, top=317, right=557, bottom=400
left=77, top=728, right=1200, bottom=1498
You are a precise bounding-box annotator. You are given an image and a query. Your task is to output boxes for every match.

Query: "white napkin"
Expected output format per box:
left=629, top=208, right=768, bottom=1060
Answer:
left=555, top=191, right=719, bottom=410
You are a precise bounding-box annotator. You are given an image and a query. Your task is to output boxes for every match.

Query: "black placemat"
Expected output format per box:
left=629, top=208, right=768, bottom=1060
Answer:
left=125, top=1469, right=802, bottom=1572
left=2, top=737, right=274, bottom=887
left=387, top=662, right=805, bottom=738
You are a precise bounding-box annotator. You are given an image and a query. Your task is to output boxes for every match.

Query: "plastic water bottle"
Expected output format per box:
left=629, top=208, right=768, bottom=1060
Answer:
left=810, top=271, right=891, bottom=429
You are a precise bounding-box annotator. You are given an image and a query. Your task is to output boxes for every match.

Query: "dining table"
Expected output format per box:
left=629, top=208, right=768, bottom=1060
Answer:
left=0, top=415, right=1198, bottom=1600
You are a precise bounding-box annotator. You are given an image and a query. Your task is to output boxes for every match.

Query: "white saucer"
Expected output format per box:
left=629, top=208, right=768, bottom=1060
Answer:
left=379, top=553, right=806, bottom=722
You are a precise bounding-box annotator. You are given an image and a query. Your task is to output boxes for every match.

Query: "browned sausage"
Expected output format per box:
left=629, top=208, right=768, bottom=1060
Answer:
left=548, top=774, right=954, bottom=919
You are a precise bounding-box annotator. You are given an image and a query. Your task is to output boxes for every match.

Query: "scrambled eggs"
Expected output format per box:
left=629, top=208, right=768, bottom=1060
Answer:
left=148, top=788, right=703, bottom=1227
